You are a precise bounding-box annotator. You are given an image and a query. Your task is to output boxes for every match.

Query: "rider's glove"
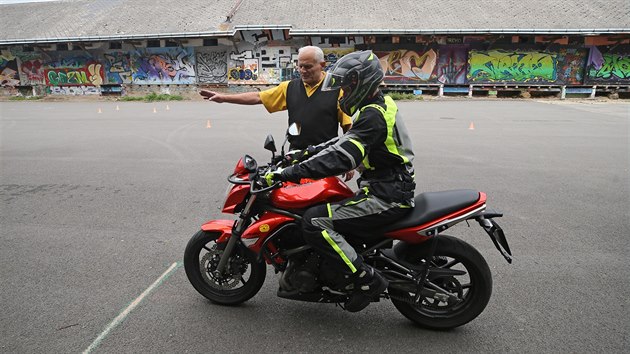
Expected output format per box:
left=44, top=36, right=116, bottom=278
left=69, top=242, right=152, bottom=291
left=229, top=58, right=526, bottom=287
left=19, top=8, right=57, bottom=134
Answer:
left=285, top=145, right=316, bottom=165
left=264, top=168, right=285, bottom=186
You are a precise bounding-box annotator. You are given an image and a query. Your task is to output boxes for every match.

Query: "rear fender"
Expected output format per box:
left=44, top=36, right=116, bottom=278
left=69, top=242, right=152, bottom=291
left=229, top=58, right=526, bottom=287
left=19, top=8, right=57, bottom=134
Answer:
left=473, top=210, right=513, bottom=263
left=201, top=219, right=235, bottom=243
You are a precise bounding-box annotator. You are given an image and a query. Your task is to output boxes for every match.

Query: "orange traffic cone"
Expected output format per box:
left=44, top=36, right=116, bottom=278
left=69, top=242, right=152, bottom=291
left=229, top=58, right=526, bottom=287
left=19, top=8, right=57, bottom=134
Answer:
left=469, top=122, right=475, bottom=130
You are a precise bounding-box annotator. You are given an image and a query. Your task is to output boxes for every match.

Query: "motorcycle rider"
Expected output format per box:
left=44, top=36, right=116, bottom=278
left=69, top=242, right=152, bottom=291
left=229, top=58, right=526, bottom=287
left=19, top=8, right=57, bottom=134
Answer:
left=266, top=50, right=415, bottom=312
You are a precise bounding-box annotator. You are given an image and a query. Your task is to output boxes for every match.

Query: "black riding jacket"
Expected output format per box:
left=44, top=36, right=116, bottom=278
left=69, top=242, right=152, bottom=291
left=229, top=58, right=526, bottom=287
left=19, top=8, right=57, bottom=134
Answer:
left=281, top=93, right=415, bottom=203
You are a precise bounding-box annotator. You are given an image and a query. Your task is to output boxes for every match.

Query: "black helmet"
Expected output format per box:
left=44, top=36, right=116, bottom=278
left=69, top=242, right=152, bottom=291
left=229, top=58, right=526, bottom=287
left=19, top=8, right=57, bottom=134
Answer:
left=321, top=50, right=384, bottom=116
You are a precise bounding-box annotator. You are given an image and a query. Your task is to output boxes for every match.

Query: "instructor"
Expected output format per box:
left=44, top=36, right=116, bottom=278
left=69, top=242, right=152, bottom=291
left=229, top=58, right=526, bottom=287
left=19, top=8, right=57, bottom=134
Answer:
left=200, top=46, right=351, bottom=150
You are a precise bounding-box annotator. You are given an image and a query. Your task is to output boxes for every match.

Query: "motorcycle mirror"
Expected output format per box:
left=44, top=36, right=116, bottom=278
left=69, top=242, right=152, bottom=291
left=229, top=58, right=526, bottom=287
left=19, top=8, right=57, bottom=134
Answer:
left=280, top=123, right=301, bottom=157
left=243, top=154, right=258, bottom=172
left=264, top=134, right=277, bottom=153
left=287, top=122, right=301, bottom=136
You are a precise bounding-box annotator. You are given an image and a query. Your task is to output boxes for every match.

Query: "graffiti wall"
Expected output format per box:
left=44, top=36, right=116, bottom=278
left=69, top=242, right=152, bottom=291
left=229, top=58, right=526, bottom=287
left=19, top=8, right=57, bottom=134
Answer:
left=19, top=59, right=45, bottom=85
left=468, top=50, right=557, bottom=83
left=586, top=46, right=630, bottom=84
left=228, top=46, right=296, bottom=84
left=437, top=45, right=468, bottom=84
left=47, top=85, right=101, bottom=95
left=375, top=49, right=438, bottom=84
left=196, top=50, right=228, bottom=84
left=228, top=49, right=261, bottom=84
left=1, top=51, right=20, bottom=86
left=38, top=53, right=105, bottom=94
left=1, top=35, right=629, bottom=95
left=556, top=48, right=588, bottom=84
left=103, top=51, right=132, bottom=84
left=45, top=62, right=104, bottom=86
left=323, top=48, right=354, bottom=71
left=131, top=47, right=196, bottom=84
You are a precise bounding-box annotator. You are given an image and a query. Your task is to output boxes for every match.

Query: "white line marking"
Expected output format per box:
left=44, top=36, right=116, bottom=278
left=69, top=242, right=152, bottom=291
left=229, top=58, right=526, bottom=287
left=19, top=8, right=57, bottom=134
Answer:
left=83, top=261, right=181, bottom=354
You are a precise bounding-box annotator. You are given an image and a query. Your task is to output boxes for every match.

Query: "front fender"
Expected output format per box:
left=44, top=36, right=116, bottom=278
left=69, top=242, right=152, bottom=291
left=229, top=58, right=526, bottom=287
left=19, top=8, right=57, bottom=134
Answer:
left=201, top=219, right=235, bottom=243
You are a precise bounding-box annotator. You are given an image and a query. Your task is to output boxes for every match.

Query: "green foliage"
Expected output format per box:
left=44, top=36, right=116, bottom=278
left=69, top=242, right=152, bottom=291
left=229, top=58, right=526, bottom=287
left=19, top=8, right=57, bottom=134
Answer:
left=386, top=92, right=424, bottom=101
left=8, top=96, right=43, bottom=101
left=119, top=93, right=184, bottom=102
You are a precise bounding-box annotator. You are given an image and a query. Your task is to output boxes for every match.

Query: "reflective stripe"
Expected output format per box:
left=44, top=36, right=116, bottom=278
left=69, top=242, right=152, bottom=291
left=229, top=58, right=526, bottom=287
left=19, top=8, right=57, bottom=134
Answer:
left=344, top=197, right=368, bottom=206
left=321, top=230, right=357, bottom=273
left=361, top=96, right=409, bottom=164
left=363, top=157, right=373, bottom=170
left=327, top=203, right=332, bottom=218
left=360, top=96, right=410, bottom=164
left=348, top=138, right=365, bottom=157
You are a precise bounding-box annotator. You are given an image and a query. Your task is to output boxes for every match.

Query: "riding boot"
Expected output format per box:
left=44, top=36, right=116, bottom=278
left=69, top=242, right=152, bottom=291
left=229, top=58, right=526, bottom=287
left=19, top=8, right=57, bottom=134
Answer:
left=344, top=264, right=389, bottom=312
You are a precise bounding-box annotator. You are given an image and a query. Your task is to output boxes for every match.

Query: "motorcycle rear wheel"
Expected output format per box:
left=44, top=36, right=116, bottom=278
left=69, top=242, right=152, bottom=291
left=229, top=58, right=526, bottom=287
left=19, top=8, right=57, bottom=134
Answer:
left=389, top=235, right=492, bottom=330
left=184, top=230, right=266, bottom=305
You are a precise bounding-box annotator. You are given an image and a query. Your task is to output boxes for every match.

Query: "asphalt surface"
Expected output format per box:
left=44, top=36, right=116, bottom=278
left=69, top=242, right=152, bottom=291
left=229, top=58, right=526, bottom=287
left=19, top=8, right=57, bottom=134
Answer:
left=1, top=99, right=628, bottom=353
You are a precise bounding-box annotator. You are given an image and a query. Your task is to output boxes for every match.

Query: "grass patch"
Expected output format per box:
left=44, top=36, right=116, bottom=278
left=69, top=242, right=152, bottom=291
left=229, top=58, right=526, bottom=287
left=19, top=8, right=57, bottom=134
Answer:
left=8, top=96, right=43, bottom=101
left=386, top=92, right=424, bottom=101
left=119, top=92, right=184, bottom=102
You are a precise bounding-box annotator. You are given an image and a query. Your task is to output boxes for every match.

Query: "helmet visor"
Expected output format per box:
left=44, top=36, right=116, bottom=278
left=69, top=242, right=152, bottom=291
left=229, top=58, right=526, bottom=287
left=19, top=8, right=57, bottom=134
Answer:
left=321, top=71, right=345, bottom=91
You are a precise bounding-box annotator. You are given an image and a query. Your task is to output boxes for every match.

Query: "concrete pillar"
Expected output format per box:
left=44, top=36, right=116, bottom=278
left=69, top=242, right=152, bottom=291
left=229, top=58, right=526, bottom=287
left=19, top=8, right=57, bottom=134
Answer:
left=590, top=86, right=597, bottom=99
left=468, top=85, right=473, bottom=98
left=438, top=84, right=444, bottom=97
left=560, top=86, right=566, bottom=100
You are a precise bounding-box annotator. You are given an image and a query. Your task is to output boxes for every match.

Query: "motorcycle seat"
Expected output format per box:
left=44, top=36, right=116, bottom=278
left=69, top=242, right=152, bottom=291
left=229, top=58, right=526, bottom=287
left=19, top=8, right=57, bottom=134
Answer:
left=383, top=189, right=480, bottom=232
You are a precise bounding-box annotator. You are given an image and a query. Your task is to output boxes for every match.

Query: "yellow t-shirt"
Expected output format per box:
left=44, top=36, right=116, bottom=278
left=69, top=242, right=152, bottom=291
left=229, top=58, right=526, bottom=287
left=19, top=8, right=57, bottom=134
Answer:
left=259, top=74, right=352, bottom=130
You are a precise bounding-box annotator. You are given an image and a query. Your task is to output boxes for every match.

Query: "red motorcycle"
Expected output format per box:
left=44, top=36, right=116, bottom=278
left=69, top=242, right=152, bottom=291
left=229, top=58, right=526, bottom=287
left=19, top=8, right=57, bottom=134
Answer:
left=184, top=130, right=512, bottom=330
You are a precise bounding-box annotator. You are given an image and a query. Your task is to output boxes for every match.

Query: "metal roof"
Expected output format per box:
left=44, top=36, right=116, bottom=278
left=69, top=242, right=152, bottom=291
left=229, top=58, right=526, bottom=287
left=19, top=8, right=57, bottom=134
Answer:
left=233, top=0, right=630, bottom=34
left=1, top=0, right=628, bottom=45
left=0, top=0, right=236, bottom=44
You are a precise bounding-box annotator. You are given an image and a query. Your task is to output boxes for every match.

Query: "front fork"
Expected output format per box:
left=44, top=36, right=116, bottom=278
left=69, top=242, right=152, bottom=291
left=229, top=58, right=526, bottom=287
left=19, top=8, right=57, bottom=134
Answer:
left=215, top=194, right=257, bottom=276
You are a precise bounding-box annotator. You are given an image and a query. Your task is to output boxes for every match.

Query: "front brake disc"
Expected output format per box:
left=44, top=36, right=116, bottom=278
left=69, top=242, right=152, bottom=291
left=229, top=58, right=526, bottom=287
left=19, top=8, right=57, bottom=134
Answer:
left=200, top=246, right=243, bottom=290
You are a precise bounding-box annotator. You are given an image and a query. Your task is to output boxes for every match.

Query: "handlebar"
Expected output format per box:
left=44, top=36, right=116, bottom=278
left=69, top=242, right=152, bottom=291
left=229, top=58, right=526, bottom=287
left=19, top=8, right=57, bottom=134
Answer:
left=251, top=163, right=285, bottom=194
left=228, top=167, right=284, bottom=195
left=250, top=179, right=283, bottom=194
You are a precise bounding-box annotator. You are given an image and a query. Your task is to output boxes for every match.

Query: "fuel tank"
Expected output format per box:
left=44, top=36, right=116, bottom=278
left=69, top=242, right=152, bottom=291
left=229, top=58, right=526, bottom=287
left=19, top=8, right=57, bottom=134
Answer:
left=270, top=177, right=354, bottom=209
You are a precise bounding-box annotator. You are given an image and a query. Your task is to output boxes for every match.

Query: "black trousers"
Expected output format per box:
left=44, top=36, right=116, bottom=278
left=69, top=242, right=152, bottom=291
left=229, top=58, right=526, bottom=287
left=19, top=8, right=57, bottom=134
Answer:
left=301, top=188, right=411, bottom=276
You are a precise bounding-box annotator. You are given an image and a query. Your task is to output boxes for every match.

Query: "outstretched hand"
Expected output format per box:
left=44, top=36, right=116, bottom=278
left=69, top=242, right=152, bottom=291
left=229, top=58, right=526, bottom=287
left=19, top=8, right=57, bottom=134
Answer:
left=200, top=90, right=225, bottom=103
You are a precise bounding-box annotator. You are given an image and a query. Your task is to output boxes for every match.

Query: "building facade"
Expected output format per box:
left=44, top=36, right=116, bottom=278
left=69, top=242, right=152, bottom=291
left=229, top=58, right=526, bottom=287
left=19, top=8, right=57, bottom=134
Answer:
left=1, top=0, right=628, bottom=97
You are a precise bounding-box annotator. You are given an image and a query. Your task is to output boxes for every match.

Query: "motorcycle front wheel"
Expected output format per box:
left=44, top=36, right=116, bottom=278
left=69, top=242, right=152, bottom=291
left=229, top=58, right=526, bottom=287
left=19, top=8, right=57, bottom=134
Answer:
left=389, top=235, right=492, bottom=330
left=184, top=230, right=266, bottom=305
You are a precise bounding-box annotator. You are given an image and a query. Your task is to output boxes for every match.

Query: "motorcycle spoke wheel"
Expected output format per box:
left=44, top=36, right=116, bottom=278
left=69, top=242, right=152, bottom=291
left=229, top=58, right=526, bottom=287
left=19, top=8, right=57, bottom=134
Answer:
left=184, top=230, right=266, bottom=305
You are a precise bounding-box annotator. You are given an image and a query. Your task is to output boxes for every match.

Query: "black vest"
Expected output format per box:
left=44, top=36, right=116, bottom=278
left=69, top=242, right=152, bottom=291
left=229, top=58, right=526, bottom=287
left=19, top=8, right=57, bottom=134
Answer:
left=286, top=78, right=340, bottom=150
